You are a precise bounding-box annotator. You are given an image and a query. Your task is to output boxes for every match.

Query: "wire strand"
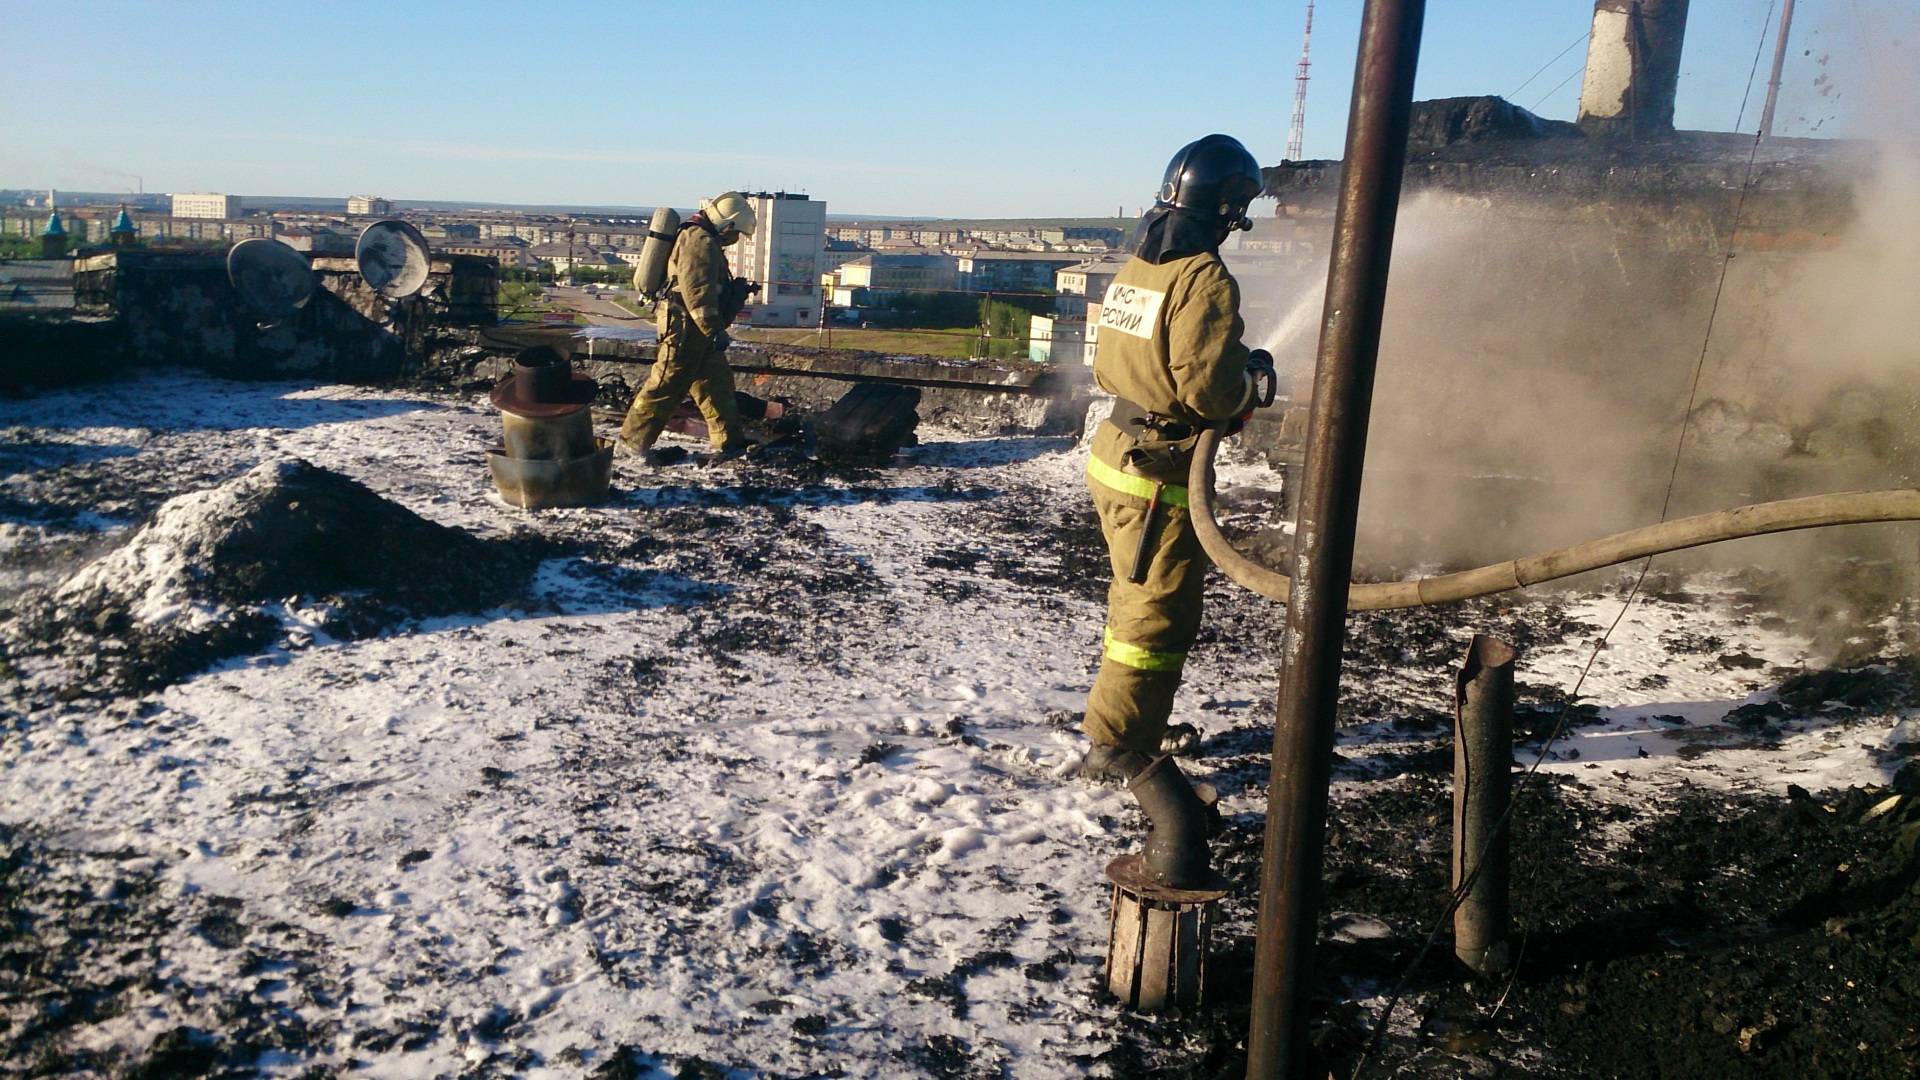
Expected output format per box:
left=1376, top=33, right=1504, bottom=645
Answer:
left=1506, top=29, right=1592, bottom=101
left=1734, top=0, right=1781, bottom=134
left=1528, top=66, right=1588, bottom=114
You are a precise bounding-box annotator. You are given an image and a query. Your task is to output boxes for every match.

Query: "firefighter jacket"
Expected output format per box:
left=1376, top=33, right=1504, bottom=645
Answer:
left=656, top=225, right=734, bottom=342
left=1088, top=250, right=1252, bottom=495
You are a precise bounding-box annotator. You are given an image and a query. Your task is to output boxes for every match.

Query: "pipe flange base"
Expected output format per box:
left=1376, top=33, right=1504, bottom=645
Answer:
left=1104, top=854, right=1231, bottom=903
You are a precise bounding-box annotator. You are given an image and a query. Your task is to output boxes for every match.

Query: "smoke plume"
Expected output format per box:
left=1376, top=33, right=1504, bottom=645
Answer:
left=1239, top=134, right=1920, bottom=660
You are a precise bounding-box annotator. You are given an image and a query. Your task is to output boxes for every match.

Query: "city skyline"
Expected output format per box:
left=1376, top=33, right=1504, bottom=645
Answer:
left=1, top=0, right=1898, bottom=219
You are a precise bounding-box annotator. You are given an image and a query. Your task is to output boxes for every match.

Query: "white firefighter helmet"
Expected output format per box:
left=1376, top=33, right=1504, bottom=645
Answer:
left=699, top=191, right=757, bottom=239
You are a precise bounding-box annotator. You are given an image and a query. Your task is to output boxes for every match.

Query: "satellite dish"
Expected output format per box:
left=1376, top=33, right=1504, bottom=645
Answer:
left=355, top=219, right=431, bottom=298
left=227, top=238, right=315, bottom=320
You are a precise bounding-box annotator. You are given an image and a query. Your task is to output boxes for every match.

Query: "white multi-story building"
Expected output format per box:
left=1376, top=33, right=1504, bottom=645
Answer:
left=1054, top=255, right=1129, bottom=319
left=724, top=192, right=825, bottom=327
left=171, top=193, right=242, bottom=219
left=347, top=195, right=393, bottom=216
left=1027, top=315, right=1086, bottom=366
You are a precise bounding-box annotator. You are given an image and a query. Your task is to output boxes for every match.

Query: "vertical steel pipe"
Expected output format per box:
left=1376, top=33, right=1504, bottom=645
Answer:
left=1452, top=635, right=1516, bottom=978
left=1758, top=0, right=1798, bottom=138
left=1245, top=0, right=1425, bottom=1076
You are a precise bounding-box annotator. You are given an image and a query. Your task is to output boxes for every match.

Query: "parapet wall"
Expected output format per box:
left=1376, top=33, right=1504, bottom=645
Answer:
left=427, top=326, right=1094, bottom=437
left=0, top=250, right=499, bottom=388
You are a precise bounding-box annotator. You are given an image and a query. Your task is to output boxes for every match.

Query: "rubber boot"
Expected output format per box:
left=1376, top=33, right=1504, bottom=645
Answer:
left=1128, top=753, right=1218, bottom=889
left=1080, top=743, right=1151, bottom=784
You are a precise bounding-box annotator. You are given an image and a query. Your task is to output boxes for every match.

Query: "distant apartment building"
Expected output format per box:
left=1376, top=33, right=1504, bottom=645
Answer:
left=1038, top=226, right=1124, bottom=248
left=436, top=237, right=533, bottom=269
left=421, top=222, right=481, bottom=240
left=828, top=253, right=959, bottom=306
left=955, top=251, right=1081, bottom=293
left=820, top=239, right=873, bottom=276
left=347, top=195, right=393, bottom=216
left=171, top=193, right=242, bottom=219
left=827, top=223, right=964, bottom=248
left=473, top=219, right=568, bottom=245
left=724, top=192, right=826, bottom=327
left=577, top=227, right=648, bottom=250
left=1027, top=315, right=1086, bottom=366
left=275, top=226, right=355, bottom=254
left=1053, top=256, right=1128, bottom=318
left=530, top=243, right=625, bottom=273
left=3, top=208, right=269, bottom=246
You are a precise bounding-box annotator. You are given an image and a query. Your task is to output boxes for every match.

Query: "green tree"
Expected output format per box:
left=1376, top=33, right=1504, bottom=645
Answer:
left=975, top=297, right=1032, bottom=361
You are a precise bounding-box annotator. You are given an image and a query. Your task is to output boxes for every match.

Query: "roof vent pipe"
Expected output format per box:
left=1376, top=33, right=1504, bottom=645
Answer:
left=1577, top=0, right=1691, bottom=138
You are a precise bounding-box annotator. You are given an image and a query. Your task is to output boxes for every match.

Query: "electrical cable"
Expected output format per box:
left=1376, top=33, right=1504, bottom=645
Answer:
left=1506, top=29, right=1592, bottom=101
left=1528, top=66, right=1587, bottom=114
left=1735, top=0, right=1781, bottom=134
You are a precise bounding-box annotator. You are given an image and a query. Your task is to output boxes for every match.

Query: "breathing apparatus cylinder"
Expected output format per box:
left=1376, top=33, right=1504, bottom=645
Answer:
left=632, top=206, right=682, bottom=298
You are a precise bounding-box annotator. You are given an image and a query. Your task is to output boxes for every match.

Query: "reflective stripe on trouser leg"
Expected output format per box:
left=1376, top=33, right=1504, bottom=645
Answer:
left=1103, top=627, right=1186, bottom=671
left=1081, top=475, right=1208, bottom=756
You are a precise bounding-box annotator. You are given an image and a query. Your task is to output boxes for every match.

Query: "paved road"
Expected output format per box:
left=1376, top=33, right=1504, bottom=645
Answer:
left=548, top=285, right=650, bottom=327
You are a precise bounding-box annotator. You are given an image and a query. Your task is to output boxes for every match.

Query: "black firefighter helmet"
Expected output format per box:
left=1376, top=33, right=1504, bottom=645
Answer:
left=1156, top=133, right=1263, bottom=232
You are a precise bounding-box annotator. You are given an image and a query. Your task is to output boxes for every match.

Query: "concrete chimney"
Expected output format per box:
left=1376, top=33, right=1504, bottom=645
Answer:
left=1576, top=0, right=1690, bottom=138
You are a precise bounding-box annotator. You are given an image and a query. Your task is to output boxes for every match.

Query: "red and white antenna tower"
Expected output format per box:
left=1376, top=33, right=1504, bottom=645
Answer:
left=1286, top=0, right=1315, bottom=161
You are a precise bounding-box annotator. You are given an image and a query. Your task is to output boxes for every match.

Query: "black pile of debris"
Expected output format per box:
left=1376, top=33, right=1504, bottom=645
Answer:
left=0, top=459, right=539, bottom=695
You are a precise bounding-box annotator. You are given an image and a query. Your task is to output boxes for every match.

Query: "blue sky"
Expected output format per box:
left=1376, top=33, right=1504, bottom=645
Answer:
left=0, top=0, right=1890, bottom=218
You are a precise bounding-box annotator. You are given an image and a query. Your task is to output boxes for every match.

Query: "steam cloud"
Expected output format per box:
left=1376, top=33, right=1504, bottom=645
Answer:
left=1235, top=10, right=1920, bottom=660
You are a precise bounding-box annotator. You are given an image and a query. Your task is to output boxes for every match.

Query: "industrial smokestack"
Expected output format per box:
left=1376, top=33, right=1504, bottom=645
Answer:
left=1576, top=0, right=1691, bottom=138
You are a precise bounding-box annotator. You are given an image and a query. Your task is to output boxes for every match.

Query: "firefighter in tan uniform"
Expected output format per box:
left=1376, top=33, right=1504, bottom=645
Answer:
left=1079, top=135, right=1275, bottom=888
left=618, top=192, right=759, bottom=463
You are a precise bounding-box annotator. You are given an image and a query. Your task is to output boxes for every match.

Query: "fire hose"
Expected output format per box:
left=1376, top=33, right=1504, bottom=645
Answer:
left=1188, top=424, right=1920, bottom=610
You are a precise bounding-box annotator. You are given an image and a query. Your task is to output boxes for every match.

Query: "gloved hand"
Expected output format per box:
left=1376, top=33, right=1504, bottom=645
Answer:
left=1224, top=349, right=1278, bottom=435
left=719, top=278, right=756, bottom=323
left=1246, top=348, right=1278, bottom=409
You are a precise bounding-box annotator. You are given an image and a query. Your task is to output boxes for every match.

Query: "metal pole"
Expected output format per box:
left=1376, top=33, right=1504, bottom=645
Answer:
left=1245, top=0, right=1425, bottom=1075
left=1758, top=0, right=1798, bottom=137
left=1452, top=635, right=1516, bottom=978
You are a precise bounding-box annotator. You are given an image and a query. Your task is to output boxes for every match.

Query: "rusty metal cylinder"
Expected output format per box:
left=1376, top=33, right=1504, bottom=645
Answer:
left=500, top=409, right=596, bottom=462
left=1452, top=635, right=1517, bottom=978
left=1246, top=0, right=1427, bottom=1072
left=1105, top=855, right=1226, bottom=1012
left=488, top=439, right=614, bottom=510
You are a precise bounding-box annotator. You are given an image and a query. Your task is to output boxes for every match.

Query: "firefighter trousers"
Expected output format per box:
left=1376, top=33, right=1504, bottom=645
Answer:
left=1082, top=462, right=1208, bottom=756
left=618, top=336, right=744, bottom=452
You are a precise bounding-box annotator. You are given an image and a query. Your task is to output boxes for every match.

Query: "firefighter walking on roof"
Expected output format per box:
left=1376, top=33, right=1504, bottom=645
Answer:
left=619, top=191, right=760, bottom=464
left=1077, top=134, right=1276, bottom=887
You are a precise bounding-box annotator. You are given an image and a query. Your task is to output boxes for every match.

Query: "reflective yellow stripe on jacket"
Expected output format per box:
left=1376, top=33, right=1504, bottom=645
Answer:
left=1085, top=454, right=1189, bottom=508
left=1103, top=627, right=1187, bottom=672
